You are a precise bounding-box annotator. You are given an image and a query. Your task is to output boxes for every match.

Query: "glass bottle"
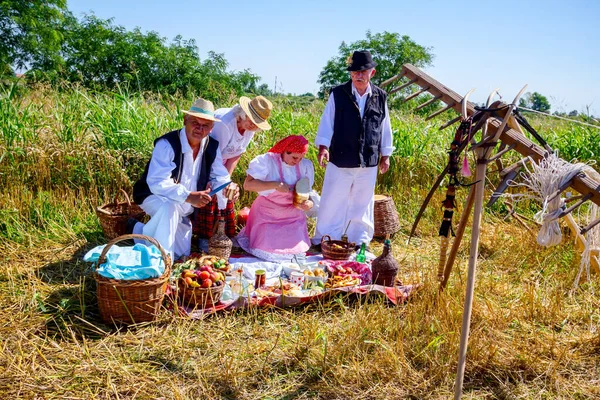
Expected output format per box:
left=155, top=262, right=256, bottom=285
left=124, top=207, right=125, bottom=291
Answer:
left=356, top=243, right=367, bottom=263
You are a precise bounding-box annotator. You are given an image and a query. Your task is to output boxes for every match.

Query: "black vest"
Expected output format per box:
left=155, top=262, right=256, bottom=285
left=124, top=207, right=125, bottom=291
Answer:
left=330, top=81, right=387, bottom=168
left=133, top=129, right=219, bottom=204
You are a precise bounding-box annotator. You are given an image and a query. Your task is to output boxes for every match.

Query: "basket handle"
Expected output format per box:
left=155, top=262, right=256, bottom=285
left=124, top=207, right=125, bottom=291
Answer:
left=97, top=234, right=171, bottom=269
left=321, top=235, right=332, bottom=245
left=113, top=189, right=132, bottom=207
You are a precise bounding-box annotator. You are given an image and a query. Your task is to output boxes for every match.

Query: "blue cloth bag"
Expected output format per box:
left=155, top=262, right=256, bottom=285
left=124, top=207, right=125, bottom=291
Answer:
left=83, top=243, right=165, bottom=280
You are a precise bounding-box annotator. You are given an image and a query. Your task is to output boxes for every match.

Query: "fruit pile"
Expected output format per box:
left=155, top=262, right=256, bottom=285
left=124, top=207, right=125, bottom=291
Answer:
left=179, top=265, right=226, bottom=289
left=197, top=255, right=230, bottom=273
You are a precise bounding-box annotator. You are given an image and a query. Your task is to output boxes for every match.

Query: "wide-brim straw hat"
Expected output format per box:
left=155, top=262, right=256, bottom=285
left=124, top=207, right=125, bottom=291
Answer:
left=239, top=96, right=272, bottom=130
left=182, top=98, right=221, bottom=122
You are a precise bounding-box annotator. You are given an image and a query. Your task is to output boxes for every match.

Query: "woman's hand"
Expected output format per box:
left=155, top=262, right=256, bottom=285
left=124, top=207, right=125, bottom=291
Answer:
left=298, top=199, right=314, bottom=211
left=275, top=181, right=292, bottom=193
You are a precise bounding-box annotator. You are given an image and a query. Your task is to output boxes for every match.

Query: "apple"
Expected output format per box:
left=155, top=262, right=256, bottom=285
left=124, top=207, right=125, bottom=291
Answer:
left=199, top=271, right=210, bottom=281
left=201, top=278, right=212, bottom=288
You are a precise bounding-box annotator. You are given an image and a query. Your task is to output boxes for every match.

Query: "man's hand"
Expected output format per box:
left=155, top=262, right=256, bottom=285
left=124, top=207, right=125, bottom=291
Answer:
left=224, top=182, right=240, bottom=202
left=186, top=190, right=212, bottom=208
left=379, top=156, right=390, bottom=174
left=318, top=145, right=329, bottom=168
left=298, top=199, right=314, bottom=211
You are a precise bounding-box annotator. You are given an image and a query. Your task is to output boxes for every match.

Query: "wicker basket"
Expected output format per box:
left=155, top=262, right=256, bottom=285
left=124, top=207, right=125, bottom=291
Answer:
left=96, top=189, right=146, bottom=240
left=374, top=194, right=401, bottom=238
left=179, top=280, right=225, bottom=308
left=321, top=235, right=355, bottom=260
left=94, top=234, right=171, bottom=325
left=208, top=218, right=232, bottom=259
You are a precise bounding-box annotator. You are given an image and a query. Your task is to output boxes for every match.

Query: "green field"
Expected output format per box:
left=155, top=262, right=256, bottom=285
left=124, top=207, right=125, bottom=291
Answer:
left=1, top=82, right=599, bottom=399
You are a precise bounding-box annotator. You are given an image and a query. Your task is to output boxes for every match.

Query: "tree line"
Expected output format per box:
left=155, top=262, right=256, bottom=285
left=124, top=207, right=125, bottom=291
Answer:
left=5, top=0, right=566, bottom=118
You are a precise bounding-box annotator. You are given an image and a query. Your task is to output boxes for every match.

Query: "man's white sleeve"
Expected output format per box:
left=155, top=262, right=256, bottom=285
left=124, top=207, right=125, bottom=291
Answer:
left=146, top=139, right=190, bottom=203
left=380, top=102, right=395, bottom=157
left=209, top=147, right=232, bottom=210
left=314, top=95, right=336, bottom=148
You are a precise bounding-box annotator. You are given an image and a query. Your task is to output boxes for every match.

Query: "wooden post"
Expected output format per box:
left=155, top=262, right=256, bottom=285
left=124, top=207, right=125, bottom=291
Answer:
left=454, top=147, right=488, bottom=399
left=440, top=185, right=476, bottom=291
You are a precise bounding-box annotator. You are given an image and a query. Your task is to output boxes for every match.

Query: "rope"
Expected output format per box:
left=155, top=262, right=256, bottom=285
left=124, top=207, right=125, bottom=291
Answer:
left=517, top=106, right=600, bottom=130
left=507, top=153, right=590, bottom=247
left=573, top=203, right=599, bottom=290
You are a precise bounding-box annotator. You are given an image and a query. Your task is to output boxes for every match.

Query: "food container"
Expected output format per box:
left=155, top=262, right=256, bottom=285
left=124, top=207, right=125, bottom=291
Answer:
left=321, top=235, right=355, bottom=260
left=293, top=177, right=310, bottom=209
left=289, top=271, right=305, bottom=287
left=254, top=269, right=266, bottom=288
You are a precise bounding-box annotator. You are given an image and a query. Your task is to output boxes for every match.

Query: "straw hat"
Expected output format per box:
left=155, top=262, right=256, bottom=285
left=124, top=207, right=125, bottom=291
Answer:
left=182, top=98, right=221, bottom=122
left=239, top=96, right=272, bottom=130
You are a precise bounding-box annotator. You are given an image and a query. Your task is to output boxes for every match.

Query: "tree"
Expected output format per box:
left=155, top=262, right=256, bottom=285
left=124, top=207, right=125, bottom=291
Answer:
left=0, top=0, right=67, bottom=73
left=518, top=92, right=551, bottom=113
left=317, top=31, right=434, bottom=98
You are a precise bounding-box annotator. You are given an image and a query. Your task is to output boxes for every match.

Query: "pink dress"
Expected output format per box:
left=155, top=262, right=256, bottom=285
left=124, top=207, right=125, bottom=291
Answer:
left=237, top=154, right=310, bottom=260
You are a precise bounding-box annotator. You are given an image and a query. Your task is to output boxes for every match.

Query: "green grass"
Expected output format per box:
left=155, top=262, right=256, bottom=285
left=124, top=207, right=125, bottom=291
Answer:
left=0, top=83, right=599, bottom=399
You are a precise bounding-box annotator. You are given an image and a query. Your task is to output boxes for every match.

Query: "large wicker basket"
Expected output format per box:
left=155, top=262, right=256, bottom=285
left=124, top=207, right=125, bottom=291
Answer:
left=374, top=194, right=401, bottom=238
left=96, top=189, right=146, bottom=240
left=94, top=234, right=171, bottom=325
left=178, top=280, right=225, bottom=308
left=321, top=235, right=355, bottom=260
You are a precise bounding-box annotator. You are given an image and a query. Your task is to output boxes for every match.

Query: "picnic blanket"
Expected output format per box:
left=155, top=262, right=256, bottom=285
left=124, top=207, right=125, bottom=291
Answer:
left=170, top=252, right=417, bottom=319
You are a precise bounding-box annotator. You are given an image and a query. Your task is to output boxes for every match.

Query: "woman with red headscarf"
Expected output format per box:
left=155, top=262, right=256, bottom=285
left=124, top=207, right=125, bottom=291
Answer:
left=237, top=135, right=317, bottom=261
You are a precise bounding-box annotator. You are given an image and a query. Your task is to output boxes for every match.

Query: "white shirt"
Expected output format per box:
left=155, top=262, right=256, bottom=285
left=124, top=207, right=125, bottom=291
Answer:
left=314, top=83, right=394, bottom=157
left=210, top=108, right=257, bottom=161
left=246, top=153, right=315, bottom=197
left=145, top=128, right=231, bottom=212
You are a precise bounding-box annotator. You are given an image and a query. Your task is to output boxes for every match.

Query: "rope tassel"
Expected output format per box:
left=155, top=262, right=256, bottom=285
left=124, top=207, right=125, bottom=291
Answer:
left=461, top=156, right=472, bottom=177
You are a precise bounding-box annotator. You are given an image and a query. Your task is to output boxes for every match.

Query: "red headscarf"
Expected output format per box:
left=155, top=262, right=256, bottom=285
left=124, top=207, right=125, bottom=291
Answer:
left=268, top=135, right=309, bottom=154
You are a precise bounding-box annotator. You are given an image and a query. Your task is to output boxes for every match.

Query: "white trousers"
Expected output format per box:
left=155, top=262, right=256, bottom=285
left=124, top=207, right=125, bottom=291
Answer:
left=133, top=195, right=193, bottom=261
left=314, top=163, right=378, bottom=245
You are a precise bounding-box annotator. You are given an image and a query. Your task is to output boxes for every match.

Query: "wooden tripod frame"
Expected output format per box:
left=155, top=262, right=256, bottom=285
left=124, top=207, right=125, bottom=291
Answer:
left=382, top=64, right=600, bottom=400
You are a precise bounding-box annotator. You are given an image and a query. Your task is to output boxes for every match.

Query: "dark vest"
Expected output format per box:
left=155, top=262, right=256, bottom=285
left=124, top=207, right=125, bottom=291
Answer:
left=133, top=129, right=219, bottom=204
left=329, top=81, right=387, bottom=168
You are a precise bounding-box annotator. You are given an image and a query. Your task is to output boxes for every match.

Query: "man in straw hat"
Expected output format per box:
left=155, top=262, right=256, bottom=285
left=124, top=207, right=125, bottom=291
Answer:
left=192, top=96, right=273, bottom=241
left=132, top=98, right=239, bottom=260
left=313, top=50, right=394, bottom=249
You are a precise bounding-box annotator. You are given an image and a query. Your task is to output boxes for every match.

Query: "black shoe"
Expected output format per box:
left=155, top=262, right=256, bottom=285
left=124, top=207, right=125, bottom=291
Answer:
left=125, top=218, right=138, bottom=235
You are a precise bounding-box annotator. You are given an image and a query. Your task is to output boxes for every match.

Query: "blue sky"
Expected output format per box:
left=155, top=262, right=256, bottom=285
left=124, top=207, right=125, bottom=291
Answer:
left=67, top=0, right=599, bottom=114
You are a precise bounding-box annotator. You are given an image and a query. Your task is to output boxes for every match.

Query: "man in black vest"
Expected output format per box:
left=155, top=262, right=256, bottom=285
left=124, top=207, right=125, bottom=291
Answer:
left=313, top=50, right=394, bottom=248
left=131, top=98, right=239, bottom=260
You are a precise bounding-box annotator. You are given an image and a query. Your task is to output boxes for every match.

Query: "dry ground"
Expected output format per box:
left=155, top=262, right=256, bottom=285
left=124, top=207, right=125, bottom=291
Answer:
left=1, top=205, right=599, bottom=399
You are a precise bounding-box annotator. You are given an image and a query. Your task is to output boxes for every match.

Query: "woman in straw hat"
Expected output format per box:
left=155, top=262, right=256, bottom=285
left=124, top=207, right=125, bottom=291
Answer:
left=236, top=135, right=318, bottom=262
left=132, top=98, right=239, bottom=260
left=192, top=95, right=273, bottom=241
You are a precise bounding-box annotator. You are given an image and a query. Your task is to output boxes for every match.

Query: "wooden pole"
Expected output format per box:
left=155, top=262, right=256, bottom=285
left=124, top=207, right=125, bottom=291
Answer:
left=440, top=185, right=476, bottom=291
left=454, top=147, right=487, bottom=399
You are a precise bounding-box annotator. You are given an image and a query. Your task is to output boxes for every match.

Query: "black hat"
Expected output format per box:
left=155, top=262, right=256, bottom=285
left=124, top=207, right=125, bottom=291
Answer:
left=347, top=50, right=377, bottom=71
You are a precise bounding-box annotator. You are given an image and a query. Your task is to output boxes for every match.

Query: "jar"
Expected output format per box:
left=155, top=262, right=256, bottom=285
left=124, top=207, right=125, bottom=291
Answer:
left=254, top=269, right=266, bottom=288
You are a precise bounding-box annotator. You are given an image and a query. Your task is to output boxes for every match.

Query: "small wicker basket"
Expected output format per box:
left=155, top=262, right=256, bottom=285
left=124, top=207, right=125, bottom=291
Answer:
left=96, top=189, right=146, bottom=240
left=321, top=235, right=355, bottom=260
left=374, top=195, right=401, bottom=238
left=178, top=280, right=225, bottom=308
left=208, top=218, right=232, bottom=259
left=94, top=234, right=171, bottom=325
